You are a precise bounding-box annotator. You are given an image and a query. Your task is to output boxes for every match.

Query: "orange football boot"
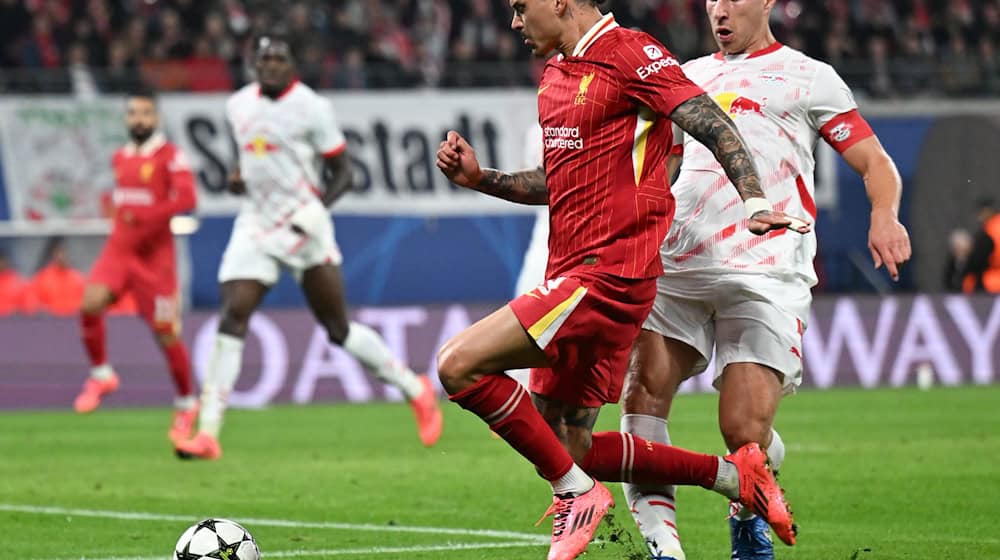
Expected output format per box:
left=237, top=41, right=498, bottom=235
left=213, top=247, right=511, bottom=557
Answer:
left=174, top=431, right=222, bottom=461
left=73, top=372, right=120, bottom=413
left=724, top=443, right=796, bottom=546
left=537, top=480, right=614, bottom=560
left=410, top=375, right=443, bottom=447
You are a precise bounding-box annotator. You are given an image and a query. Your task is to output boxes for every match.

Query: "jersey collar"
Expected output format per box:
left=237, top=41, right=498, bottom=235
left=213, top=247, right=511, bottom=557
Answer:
left=124, top=132, right=166, bottom=157
left=572, top=12, right=618, bottom=57
left=713, top=41, right=783, bottom=61
left=257, top=78, right=299, bottom=100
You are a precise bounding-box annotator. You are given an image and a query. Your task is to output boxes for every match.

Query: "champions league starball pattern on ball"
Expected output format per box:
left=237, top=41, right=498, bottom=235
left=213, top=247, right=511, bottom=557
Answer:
left=173, top=518, right=260, bottom=560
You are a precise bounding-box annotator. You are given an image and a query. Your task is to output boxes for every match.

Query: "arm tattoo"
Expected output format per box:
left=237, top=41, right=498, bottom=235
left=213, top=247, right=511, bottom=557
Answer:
left=474, top=166, right=548, bottom=205
left=670, top=94, right=765, bottom=200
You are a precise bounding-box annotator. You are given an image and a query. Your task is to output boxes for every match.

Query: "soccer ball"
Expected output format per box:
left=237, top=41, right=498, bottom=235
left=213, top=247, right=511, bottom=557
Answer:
left=173, top=518, right=260, bottom=560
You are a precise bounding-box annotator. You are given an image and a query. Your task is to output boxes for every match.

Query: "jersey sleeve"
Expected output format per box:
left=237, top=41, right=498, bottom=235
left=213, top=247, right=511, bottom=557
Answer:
left=612, top=36, right=705, bottom=118
left=311, top=96, right=348, bottom=158
left=808, top=63, right=874, bottom=153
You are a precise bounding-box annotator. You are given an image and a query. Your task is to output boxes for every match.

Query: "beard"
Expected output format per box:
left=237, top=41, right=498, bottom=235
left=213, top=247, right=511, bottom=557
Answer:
left=128, top=126, right=154, bottom=144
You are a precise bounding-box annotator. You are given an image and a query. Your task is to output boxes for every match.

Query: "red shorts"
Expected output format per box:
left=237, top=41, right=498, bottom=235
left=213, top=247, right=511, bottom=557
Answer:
left=510, top=271, right=657, bottom=407
left=88, top=243, right=179, bottom=331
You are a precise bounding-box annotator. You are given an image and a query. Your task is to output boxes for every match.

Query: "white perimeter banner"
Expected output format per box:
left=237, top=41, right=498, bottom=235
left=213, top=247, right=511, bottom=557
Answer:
left=0, top=99, right=127, bottom=220
left=0, top=90, right=541, bottom=219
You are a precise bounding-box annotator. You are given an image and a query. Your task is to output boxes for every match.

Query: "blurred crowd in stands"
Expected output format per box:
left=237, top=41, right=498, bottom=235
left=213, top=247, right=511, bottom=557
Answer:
left=1, top=0, right=999, bottom=97
left=0, top=238, right=136, bottom=316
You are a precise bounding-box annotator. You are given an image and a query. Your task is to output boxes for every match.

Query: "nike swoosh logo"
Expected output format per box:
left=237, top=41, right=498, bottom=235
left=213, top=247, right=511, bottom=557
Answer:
left=537, top=84, right=551, bottom=95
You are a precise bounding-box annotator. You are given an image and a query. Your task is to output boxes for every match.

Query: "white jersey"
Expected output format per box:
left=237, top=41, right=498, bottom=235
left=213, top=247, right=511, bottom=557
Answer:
left=226, top=80, right=347, bottom=229
left=663, top=44, right=872, bottom=285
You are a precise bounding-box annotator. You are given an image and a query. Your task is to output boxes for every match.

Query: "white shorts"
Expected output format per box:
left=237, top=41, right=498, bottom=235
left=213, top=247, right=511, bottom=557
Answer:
left=218, top=205, right=343, bottom=286
left=642, top=272, right=812, bottom=392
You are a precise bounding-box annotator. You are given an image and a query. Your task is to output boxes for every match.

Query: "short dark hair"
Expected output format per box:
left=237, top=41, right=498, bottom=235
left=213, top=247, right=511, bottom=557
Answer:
left=126, top=87, right=158, bottom=104
left=253, top=29, right=297, bottom=61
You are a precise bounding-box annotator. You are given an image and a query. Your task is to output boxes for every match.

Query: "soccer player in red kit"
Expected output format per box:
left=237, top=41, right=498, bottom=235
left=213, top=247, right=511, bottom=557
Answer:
left=435, top=1, right=808, bottom=558
left=75, top=90, right=199, bottom=445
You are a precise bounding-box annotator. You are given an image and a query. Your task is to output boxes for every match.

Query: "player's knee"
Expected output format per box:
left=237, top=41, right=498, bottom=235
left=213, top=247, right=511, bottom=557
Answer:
left=80, top=291, right=109, bottom=316
left=80, top=300, right=104, bottom=316
left=436, top=340, right=474, bottom=393
left=155, top=330, right=179, bottom=347
left=218, top=305, right=252, bottom=337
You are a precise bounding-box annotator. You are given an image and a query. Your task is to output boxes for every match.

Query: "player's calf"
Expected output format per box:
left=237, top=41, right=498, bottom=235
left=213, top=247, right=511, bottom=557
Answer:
left=435, top=338, right=479, bottom=394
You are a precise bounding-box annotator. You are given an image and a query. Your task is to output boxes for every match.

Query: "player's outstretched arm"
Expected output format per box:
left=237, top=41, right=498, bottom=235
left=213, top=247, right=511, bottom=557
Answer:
left=670, top=94, right=810, bottom=235
left=436, top=130, right=548, bottom=205
left=320, top=153, right=353, bottom=206
left=841, top=136, right=911, bottom=281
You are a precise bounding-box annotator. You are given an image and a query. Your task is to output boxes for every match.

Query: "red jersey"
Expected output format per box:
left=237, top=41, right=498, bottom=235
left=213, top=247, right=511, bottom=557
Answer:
left=108, top=133, right=196, bottom=254
left=537, top=15, right=704, bottom=279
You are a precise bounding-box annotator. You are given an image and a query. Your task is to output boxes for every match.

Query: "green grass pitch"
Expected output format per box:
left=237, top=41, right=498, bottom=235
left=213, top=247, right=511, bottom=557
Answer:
left=2, top=385, right=998, bottom=559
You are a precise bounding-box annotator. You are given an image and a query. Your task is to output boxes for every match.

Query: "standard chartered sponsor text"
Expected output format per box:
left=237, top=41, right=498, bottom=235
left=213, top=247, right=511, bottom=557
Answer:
left=543, top=125, right=584, bottom=150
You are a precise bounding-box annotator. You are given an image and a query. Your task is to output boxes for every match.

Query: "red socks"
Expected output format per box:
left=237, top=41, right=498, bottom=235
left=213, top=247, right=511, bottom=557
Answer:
left=161, top=340, right=194, bottom=397
left=82, top=311, right=193, bottom=398
left=80, top=312, right=107, bottom=366
left=450, top=375, right=574, bottom=481
left=581, top=431, right=719, bottom=489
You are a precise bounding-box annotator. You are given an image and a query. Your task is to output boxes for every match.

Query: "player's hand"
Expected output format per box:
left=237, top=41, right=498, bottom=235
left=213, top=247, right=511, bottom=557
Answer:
left=868, top=208, right=911, bottom=281
left=436, top=131, right=483, bottom=188
left=748, top=210, right=812, bottom=236
left=227, top=168, right=246, bottom=195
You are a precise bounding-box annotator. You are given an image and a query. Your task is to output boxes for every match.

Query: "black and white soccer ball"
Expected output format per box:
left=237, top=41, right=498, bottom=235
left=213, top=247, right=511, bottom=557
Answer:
left=173, top=518, right=260, bottom=560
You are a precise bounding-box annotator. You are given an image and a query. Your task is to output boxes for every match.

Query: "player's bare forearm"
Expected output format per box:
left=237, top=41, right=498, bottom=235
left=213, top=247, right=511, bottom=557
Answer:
left=844, top=138, right=901, bottom=215
left=473, top=166, right=548, bottom=205
left=671, top=94, right=765, bottom=201
left=321, top=153, right=353, bottom=206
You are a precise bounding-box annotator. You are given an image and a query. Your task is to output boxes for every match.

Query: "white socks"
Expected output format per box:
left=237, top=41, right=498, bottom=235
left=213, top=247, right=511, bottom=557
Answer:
left=90, top=363, right=114, bottom=380
left=766, top=428, right=785, bottom=472
left=712, top=458, right=741, bottom=500
left=551, top=463, right=594, bottom=496
left=622, top=414, right=684, bottom=558
left=734, top=428, right=785, bottom=520
left=174, top=395, right=197, bottom=410
left=198, top=332, right=245, bottom=438
left=342, top=321, right=423, bottom=400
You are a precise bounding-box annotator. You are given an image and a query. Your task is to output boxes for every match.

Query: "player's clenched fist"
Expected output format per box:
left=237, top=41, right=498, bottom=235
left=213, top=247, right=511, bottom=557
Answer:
left=436, top=131, right=484, bottom=188
left=228, top=168, right=246, bottom=195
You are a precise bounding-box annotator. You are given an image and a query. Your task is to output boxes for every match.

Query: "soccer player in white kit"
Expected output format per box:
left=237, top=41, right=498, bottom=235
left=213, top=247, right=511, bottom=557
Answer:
left=174, top=32, right=442, bottom=460
left=622, top=2, right=912, bottom=559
